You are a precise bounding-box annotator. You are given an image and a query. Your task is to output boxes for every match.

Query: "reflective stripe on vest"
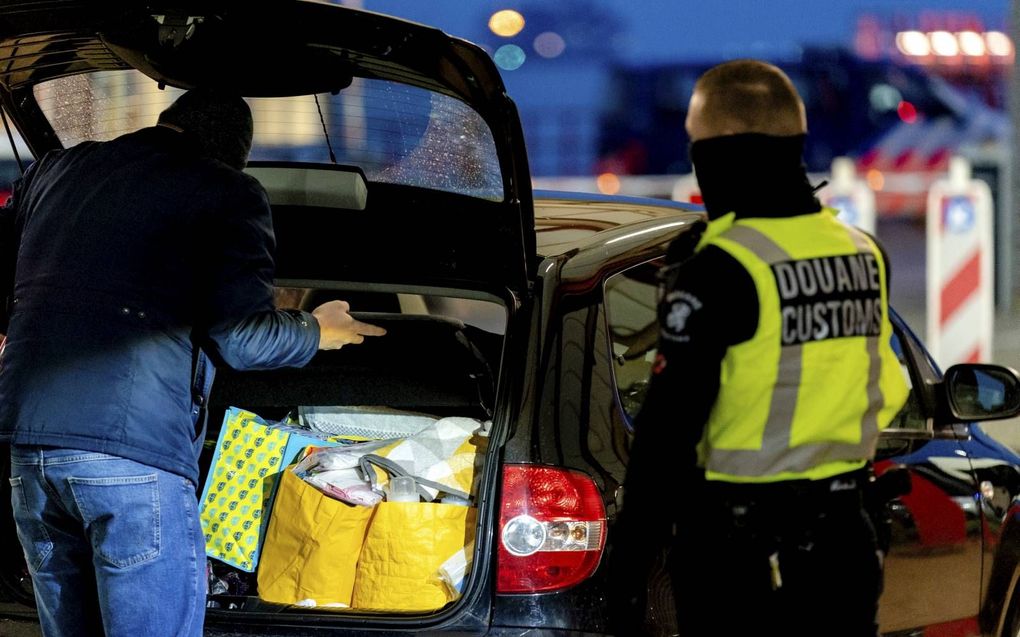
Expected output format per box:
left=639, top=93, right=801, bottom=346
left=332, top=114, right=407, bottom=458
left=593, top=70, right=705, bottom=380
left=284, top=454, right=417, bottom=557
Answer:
left=704, top=222, right=886, bottom=478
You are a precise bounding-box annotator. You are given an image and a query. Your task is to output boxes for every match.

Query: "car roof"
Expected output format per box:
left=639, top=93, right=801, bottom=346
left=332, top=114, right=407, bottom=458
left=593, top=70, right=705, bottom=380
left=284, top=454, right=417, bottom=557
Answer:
left=533, top=190, right=704, bottom=260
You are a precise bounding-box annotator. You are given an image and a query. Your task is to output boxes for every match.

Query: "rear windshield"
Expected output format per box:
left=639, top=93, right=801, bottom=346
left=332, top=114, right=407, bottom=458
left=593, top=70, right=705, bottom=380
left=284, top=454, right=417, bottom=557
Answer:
left=33, top=70, right=504, bottom=200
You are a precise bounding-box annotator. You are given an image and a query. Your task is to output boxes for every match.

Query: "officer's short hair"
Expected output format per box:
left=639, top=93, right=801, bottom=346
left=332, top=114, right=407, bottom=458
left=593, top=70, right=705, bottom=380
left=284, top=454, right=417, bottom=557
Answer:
left=693, top=60, right=806, bottom=136
left=158, top=89, right=253, bottom=170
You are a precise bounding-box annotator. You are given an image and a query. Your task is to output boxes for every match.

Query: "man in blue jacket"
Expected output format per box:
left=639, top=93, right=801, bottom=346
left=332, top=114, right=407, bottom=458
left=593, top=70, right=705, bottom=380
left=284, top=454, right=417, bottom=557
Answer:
left=0, top=89, right=385, bottom=637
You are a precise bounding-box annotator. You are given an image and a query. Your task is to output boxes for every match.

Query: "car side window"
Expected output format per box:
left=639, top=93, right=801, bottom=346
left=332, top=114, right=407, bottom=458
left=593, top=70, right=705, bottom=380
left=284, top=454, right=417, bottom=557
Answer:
left=885, top=324, right=927, bottom=430
left=603, top=260, right=663, bottom=426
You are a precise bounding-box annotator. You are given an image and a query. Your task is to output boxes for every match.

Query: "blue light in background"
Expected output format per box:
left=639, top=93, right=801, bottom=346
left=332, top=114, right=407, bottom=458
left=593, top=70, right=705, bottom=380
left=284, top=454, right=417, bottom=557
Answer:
left=495, top=44, right=527, bottom=70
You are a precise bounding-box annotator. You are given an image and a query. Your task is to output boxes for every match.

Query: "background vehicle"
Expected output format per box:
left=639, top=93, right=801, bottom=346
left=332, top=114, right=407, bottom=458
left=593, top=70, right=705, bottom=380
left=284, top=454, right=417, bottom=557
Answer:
left=1, top=3, right=1020, bottom=636
left=596, top=47, right=1008, bottom=217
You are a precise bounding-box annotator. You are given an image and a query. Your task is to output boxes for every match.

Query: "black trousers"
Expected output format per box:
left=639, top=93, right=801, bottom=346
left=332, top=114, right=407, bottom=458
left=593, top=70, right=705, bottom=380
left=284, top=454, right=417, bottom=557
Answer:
left=670, top=483, right=883, bottom=637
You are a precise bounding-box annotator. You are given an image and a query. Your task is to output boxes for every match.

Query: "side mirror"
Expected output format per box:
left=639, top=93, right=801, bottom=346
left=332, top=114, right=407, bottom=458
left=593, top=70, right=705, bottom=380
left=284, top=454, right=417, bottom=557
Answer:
left=943, top=364, right=1020, bottom=422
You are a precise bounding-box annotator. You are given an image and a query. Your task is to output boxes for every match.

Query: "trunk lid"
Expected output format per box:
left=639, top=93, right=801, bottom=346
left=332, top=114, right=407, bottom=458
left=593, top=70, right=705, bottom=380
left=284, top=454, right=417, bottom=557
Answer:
left=0, top=0, right=535, bottom=293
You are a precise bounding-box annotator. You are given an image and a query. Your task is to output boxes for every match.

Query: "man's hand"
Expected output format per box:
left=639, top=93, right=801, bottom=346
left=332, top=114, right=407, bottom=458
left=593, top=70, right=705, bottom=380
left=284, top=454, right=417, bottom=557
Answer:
left=311, top=300, right=386, bottom=350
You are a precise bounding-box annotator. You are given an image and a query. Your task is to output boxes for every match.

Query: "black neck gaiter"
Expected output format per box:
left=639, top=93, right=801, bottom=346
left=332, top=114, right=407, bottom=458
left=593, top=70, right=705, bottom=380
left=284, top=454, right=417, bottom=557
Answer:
left=689, top=133, right=821, bottom=220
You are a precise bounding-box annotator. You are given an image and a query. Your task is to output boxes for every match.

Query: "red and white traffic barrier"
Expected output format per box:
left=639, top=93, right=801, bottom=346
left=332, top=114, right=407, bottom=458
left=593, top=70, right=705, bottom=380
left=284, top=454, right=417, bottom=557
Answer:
left=819, top=157, right=876, bottom=235
left=670, top=173, right=701, bottom=205
left=926, top=157, right=994, bottom=367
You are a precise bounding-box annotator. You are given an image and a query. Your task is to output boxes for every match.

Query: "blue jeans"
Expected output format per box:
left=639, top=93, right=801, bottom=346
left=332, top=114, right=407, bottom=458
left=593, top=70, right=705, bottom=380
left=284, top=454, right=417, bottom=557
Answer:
left=8, top=446, right=206, bottom=637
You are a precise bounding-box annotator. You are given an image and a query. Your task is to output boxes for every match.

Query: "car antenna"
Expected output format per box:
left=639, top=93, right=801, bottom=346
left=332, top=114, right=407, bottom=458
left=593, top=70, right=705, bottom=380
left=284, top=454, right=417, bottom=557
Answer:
left=313, top=94, right=338, bottom=164
left=1, top=107, right=25, bottom=175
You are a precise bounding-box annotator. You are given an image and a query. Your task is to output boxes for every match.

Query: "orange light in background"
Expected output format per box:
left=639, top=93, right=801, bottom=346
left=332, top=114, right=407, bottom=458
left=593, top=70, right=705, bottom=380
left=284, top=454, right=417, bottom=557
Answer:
left=895, top=30, right=931, bottom=57
left=986, top=31, right=1013, bottom=57
left=897, top=100, right=918, bottom=124
left=596, top=172, right=621, bottom=195
left=866, top=169, right=885, bottom=191
left=929, top=31, right=960, bottom=56
left=489, top=9, right=525, bottom=38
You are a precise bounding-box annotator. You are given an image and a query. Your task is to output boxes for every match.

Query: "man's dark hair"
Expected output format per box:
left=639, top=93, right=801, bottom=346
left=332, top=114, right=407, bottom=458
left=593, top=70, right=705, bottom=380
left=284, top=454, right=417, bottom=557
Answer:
left=693, top=59, right=805, bottom=136
left=157, top=89, right=254, bottom=170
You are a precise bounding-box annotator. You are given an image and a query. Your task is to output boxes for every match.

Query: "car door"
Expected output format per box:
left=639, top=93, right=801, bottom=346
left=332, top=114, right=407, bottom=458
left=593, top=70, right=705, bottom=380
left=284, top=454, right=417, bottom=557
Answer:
left=602, top=257, right=678, bottom=634
left=876, top=314, right=985, bottom=635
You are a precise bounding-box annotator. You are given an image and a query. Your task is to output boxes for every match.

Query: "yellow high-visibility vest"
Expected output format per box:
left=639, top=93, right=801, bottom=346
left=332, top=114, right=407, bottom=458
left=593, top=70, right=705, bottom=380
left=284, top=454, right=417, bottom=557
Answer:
left=695, top=209, right=909, bottom=483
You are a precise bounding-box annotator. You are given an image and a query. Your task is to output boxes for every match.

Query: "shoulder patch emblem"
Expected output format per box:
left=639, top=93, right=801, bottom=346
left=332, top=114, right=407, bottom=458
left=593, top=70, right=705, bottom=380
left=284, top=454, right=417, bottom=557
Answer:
left=660, top=290, right=703, bottom=343
left=666, top=302, right=692, bottom=333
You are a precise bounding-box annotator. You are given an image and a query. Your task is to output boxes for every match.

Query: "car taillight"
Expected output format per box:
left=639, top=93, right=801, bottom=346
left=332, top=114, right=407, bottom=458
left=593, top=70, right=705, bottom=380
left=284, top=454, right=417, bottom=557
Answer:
left=496, top=464, right=607, bottom=594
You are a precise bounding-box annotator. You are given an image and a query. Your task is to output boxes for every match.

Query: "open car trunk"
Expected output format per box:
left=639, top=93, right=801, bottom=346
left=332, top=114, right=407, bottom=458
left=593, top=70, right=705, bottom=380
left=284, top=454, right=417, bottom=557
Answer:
left=186, top=178, right=517, bottom=626
left=199, top=288, right=508, bottom=622
left=156, top=163, right=515, bottom=625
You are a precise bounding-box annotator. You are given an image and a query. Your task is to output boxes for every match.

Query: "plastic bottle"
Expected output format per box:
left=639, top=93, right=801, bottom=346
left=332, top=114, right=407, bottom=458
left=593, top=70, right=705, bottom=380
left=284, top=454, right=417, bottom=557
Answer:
left=386, top=476, right=419, bottom=503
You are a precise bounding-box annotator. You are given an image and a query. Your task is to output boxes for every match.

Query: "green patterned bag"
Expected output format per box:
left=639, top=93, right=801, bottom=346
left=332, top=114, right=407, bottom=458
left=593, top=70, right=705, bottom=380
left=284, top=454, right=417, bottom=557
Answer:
left=199, top=407, right=340, bottom=572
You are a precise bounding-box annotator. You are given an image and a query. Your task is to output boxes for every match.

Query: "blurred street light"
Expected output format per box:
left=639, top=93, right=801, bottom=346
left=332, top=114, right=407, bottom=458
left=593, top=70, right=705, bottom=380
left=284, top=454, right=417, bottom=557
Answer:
left=986, top=31, right=1013, bottom=58
left=489, top=9, right=525, bottom=38
left=494, top=44, right=526, bottom=70
left=894, top=29, right=1013, bottom=63
left=896, top=30, right=931, bottom=57
left=597, top=172, right=621, bottom=195
left=534, top=31, right=566, bottom=58
left=957, top=31, right=987, bottom=57
left=930, top=31, right=960, bottom=57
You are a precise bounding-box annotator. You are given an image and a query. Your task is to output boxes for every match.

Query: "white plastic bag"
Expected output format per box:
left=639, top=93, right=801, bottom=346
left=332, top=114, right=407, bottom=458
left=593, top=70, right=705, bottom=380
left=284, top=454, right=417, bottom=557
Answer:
left=291, top=438, right=394, bottom=506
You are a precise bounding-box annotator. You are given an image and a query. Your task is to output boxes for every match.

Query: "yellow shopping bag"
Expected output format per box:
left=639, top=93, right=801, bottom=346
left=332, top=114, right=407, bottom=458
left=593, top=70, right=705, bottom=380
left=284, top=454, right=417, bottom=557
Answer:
left=364, top=416, right=487, bottom=500
left=351, top=501, right=477, bottom=611
left=257, top=469, right=375, bottom=607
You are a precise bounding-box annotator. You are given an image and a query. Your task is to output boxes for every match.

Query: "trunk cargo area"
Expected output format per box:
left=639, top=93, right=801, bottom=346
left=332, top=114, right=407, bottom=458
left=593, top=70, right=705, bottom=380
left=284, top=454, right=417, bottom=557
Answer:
left=198, top=295, right=504, bottom=617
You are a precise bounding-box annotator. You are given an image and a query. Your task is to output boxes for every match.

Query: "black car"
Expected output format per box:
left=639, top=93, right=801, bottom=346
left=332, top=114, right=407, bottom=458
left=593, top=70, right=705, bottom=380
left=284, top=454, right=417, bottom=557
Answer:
left=2, top=2, right=1020, bottom=636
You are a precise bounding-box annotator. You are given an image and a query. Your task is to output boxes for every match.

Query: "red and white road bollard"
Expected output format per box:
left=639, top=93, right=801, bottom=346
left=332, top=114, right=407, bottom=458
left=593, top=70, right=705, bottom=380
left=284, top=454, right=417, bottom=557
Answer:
left=926, top=156, right=994, bottom=367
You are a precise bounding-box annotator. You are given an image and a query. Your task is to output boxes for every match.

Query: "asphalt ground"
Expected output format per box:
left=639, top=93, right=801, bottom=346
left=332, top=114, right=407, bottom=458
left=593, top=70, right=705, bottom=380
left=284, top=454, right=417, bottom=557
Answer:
left=0, top=613, right=37, bottom=636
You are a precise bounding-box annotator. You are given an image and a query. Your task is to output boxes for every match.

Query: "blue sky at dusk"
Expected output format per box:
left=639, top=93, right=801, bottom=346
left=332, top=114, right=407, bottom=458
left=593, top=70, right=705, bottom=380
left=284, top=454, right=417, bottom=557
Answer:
left=355, top=1, right=1012, bottom=176
left=362, top=0, right=1009, bottom=64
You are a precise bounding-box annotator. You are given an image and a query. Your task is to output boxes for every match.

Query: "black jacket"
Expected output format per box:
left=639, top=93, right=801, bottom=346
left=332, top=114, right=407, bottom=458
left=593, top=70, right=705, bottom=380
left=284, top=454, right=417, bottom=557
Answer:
left=0, top=126, right=318, bottom=483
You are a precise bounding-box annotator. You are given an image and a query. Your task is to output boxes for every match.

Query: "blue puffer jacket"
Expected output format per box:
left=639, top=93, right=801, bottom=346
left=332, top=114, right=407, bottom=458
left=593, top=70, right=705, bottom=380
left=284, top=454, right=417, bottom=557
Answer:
left=0, top=126, right=319, bottom=484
